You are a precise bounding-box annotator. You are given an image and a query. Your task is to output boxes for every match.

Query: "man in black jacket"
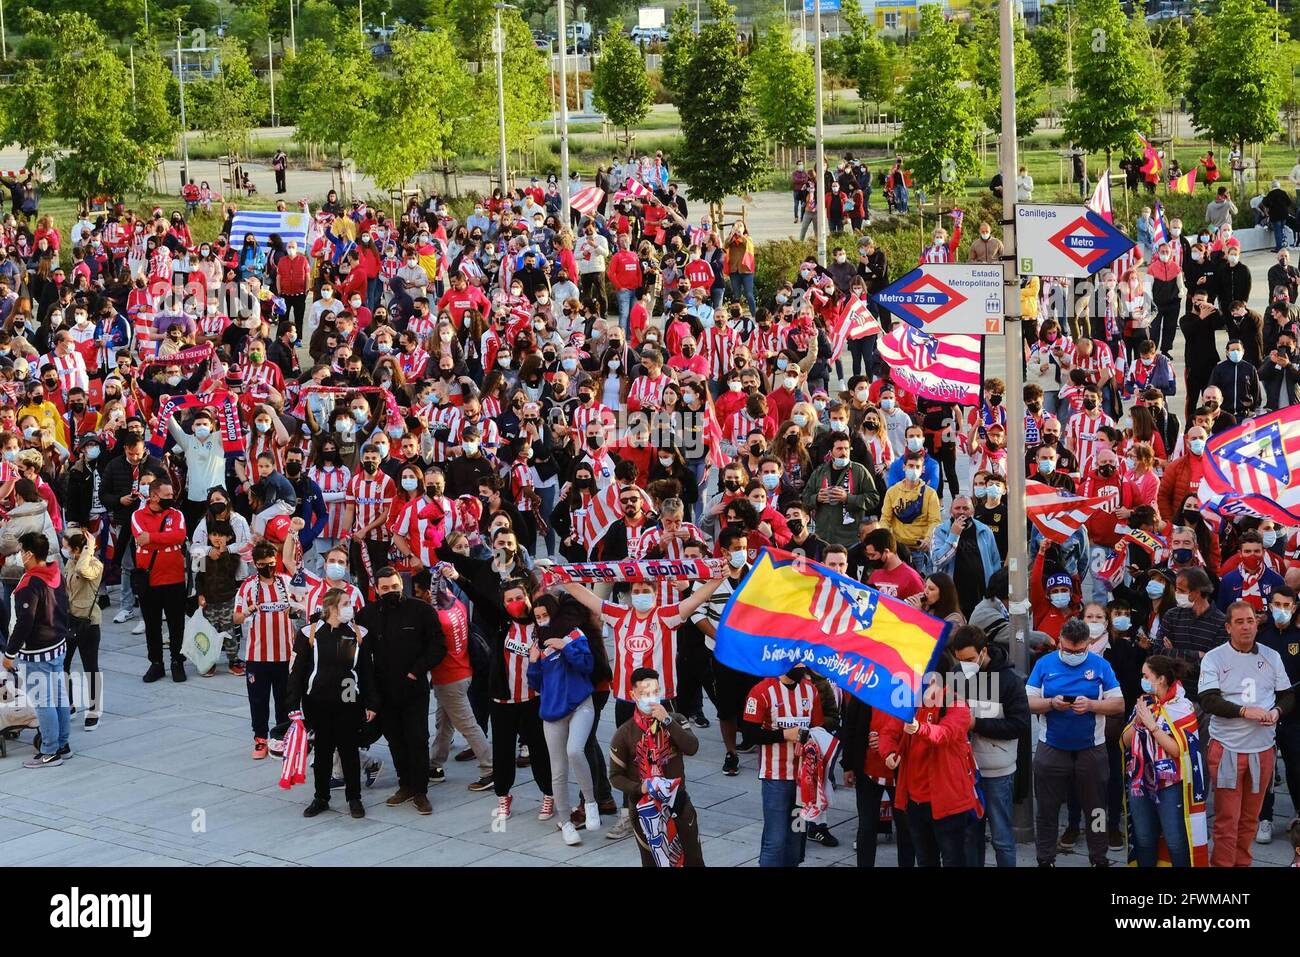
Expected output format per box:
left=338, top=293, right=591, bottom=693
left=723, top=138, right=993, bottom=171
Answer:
left=951, top=626, right=1031, bottom=868
left=356, top=566, right=446, bottom=815
left=98, top=434, right=166, bottom=625
left=2, top=533, right=71, bottom=767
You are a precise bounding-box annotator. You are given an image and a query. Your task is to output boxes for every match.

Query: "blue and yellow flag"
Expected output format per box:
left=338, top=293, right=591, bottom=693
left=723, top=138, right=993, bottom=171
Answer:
left=715, top=549, right=950, bottom=721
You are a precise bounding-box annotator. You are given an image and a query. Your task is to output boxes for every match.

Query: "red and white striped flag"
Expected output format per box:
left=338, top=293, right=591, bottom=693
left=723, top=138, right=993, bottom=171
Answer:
left=829, top=298, right=882, bottom=362
left=1026, top=480, right=1112, bottom=544
left=578, top=482, right=655, bottom=548
left=703, top=399, right=730, bottom=469
left=1086, top=172, right=1114, bottom=224
left=877, top=327, right=982, bottom=405
left=613, top=178, right=653, bottom=202
left=571, top=186, right=604, bottom=217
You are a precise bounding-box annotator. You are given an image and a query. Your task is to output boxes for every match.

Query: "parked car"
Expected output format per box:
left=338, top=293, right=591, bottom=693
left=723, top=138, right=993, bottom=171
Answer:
left=629, top=26, right=669, bottom=44
left=370, top=42, right=392, bottom=59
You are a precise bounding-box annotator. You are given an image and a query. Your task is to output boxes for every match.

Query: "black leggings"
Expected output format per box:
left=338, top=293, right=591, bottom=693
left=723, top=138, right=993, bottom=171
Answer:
left=855, top=776, right=914, bottom=868
left=490, top=697, right=553, bottom=798
left=65, top=617, right=101, bottom=713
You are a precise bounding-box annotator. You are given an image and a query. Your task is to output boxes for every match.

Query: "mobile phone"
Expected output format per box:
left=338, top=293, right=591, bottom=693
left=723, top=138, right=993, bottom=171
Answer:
left=1060, top=695, right=1078, bottom=704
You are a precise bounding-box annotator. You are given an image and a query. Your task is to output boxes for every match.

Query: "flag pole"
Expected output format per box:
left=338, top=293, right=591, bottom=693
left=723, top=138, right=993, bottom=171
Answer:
left=997, top=0, right=1034, bottom=843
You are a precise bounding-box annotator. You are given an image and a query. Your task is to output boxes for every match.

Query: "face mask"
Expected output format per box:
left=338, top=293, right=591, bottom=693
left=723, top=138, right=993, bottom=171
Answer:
left=1262, top=530, right=1279, bottom=549
left=1109, top=614, right=1132, bottom=633
left=1059, top=649, right=1087, bottom=666
left=1139, top=677, right=1157, bottom=695
left=854, top=388, right=869, bottom=402
left=1037, top=459, right=1055, bottom=476
left=636, top=694, right=660, bottom=715
left=1228, top=350, right=1243, bottom=363
left=380, top=591, right=402, bottom=609
left=814, top=400, right=826, bottom=412
left=1143, top=579, right=1166, bottom=600
left=255, top=421, right=271, bottom=434
left=462, top=441, right=479, bottom=456
left=22, top=427, right=37, bottom=440
left=959, top=660, right=980, bottom=678
left=761, top=473, right=780, bottom=491
left=880, top=398, right=896, bottom=412
left=325, top=562, right=347, bottom=581
left=726, top=380, right=742, bottom=393
left=608, top=360, right=621, bottom=372
left=904, top=467, right=921, bottom=482
left=1049, top=591, right=1070, bottom=609
left=1082, top=398, right=1098, bottom=412
left=1087, top=621, right=1106, bottom=639
left=1174, top=592, right=1193, bottom=608
left=194, top=425, right=211, bottom=440
left=167, top=375, right=182, bottom=388
left=630, top=593, right=655, bottom=613
left=86, top=446, right=101, bottom=461
left=658, top=455, right=674, bottom=468
left=336, top=419, right=354, bottom=434
left=1227, top=255, right=1240, bottom=266
left=830, top=419, right=848, bottom=433
left=906, top=436, right=924, bottom=453
left=729, top=550, right=747, bottom=569
left=505, top=598, right=529, bottom=619
left=401, top=476, right=419, bottom=493
left=832, top=454, right=851, bottom=470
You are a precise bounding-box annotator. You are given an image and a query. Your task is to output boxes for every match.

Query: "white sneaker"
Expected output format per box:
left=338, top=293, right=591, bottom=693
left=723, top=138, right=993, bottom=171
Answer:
left=560, top=821, right=582, bottom=846
left=1256, top=819, right=1273, bottom=844
left=605, top=812, right=634, bottom=841
left=584, top=801, right=602, bottom=832
left=112, top=608, right=135, bottom=624
left=131, top=621, right=146, bottom=635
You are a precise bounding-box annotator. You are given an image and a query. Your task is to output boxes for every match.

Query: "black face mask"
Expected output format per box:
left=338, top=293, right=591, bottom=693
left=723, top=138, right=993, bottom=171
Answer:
left=1096, top=464, right=1116, bottom=477
left=285, top=461, right=302, bottom=477
left=157, top=497, right=174, bottom=510
left=787, top=519, right=805, bottom=536
left=257, top=564, right=276, bottom=579
left=749, top=443, right=765, bottom=456
left=988, top=394, right=1003, bottom=407
left=1082, top=398, right=1098, bottom=411
left=724, top=479, right=742, bottom=492
left=380, top=591, right=402, bottom=609
left=1026, top=401, right=1042, bottom=414
left=587, top=435, right=602, bottom=451
left=361, top=461, right=378, bottom=474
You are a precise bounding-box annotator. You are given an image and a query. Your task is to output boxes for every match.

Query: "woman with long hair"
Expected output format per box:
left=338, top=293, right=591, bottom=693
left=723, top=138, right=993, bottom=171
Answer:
left=1119, top=442, right=1160, bottom=523
left=1173, top=492, right=1220, bottom=575
left=913, top=572, right=965, bottom=625
left=1127, top=404, right=1167, bottom=462
left=1121, top=655, right=1200, bottom=866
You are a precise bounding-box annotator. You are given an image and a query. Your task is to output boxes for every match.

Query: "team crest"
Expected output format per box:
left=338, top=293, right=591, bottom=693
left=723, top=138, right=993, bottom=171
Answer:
left=1084, top=670, right=1096, bottom=680
left=1289, top=643, right=1298, bottom=656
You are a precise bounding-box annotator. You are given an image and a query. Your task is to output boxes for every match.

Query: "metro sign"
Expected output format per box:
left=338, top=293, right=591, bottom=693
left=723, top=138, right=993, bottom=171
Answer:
left=876, top=273, right=966, bottom=327
left=1047, top=215, right=1120, bottom=271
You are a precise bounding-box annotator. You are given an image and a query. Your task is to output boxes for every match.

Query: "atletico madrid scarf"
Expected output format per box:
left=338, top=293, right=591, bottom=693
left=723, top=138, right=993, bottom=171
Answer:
left=148, top=390, right=245, bottom=460
left=279, top=713, right=309, bottom=790
left=139, top=343, right=216, bottom=370
left=796, top=727, right=842, bottom=824
left=539, top=558, right=724, bottom=588
left=632, top=709, right=684, bottom=868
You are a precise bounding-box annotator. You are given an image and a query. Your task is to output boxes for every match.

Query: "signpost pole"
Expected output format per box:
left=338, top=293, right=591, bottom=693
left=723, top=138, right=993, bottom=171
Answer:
left=997, top=0, right=1034, bottom=845
left=813, top=0, right=827, bottom=265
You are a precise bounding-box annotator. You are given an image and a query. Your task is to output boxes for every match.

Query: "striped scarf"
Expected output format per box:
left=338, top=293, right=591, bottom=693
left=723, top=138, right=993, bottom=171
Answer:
left=1124, top=683, right=1209, bottom=866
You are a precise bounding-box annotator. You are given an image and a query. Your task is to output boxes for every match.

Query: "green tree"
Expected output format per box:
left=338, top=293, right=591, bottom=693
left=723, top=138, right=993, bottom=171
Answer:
left=391, top=0, right=452, bottom=29
left=672, top=0, right=768, bottom=207
left=750, top=19, right=814, bottom=149
left=1154, top=19, right=1191, bottom=107
left=459, top=8, right=549, bottom=159
left=187, top=37, right=265, bottom=155
left=839, top=5, right=897, bottom=105
left=1029, top=19, right=1068, bottom=86
left=1187, top=0, right=1285, bottom=154
left=592, top=21, right=654, bottom=144
left=298, top=0, right=341, bottom=44
left=127, top=46, right=182, bottom=167
left=2, top=12, right=161, bottom=202
left=1063, top=0, right=1153, bottom=166
left=282, top=32, right=378, bottom=163
left=229, top=1, right=272, bottom=48
left=896, top=5, right=979, bottom=202
left=964, top=0, right=1043, bottom=139
left=354, top=27, right=471, bottom=188
left=450, top=0, right=494, bottom=61
left=660, top=4, right=695, bottom=99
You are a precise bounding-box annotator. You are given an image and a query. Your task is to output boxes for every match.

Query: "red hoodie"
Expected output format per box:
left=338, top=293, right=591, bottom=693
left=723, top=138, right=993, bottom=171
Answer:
left=881, top=700, right=982, bottom=820
left=430, top=594, right=473, bottom=685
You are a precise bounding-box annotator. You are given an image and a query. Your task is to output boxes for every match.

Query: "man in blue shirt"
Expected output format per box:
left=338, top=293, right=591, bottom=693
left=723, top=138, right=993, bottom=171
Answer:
left=885, top=424, right=942, bottom=494
left=1216, top=531, right=1284, bottom=612
left=1026, top=617, right=1125, bottom=867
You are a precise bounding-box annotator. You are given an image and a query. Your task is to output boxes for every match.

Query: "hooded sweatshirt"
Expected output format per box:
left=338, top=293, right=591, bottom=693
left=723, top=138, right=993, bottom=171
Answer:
left=5, top=561, right=68, bottom=662
left=525, top=629, right=594, bottom=721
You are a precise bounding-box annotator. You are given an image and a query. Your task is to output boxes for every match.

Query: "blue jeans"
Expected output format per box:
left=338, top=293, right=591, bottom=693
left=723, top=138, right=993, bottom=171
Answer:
left=1274, top=218, right=1288, bottom=252
left=615, top=288, right=636, bottom=331
left=967, top=773, right=1017, bottom=867
left=759, top=778, right=806, bottom=867
left=1128, top=786, right=1190, bottom=866
left=25, top=655, right=71, bottom=753
left=710, top=286, right=725, bottom=309
left=537, top=483, right=558, bottom=556
left=688, top=460, right=708, bottom=522
left=730, top=272, right=756, bottom=318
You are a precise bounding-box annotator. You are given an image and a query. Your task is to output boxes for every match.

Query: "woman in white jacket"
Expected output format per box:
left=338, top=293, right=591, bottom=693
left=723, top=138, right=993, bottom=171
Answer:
left=0, top=478, right=60, bottom=602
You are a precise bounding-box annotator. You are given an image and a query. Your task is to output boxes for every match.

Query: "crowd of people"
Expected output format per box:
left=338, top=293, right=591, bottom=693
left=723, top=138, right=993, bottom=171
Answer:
left=0, top=148, right=1298, bottom=869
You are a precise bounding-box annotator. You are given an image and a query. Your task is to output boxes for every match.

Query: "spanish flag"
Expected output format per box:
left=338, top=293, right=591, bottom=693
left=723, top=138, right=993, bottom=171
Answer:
left=1170, top=168, right=1197, bottom=194
left=715, top=549, right=950, bottom=720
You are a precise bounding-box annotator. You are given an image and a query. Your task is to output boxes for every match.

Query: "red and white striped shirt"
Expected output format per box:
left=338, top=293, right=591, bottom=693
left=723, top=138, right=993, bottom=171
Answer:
left=247, top=430, right=285, bottom=472
left=234, top=573, right=299, bottom=662
left=45, top=350, right=89, bottom=396
left=627, top=372, right=670, bottom=412
left=406, top=313, right=437, bottom=343
left=701, top=326, right=742, bottom=380
left=392, top=496, right=444, bottom=566
left=747, top=324, right=788, bottom=359
left=498, top=621, right=537, bottom=704
left=308, top=463, right=352, bottom=539
left=600, top=600, right=681, bottom=701
left=398, top=347, right=430, bottom=381
left=572, top=401, right=616, bottom=438
left=198, top=312, right=230, bottom=339
left=302, top=578, right=365, bottom=621
left=239, top=360, right=285, bottom=395
left=745, top=677, right=823, bottom=781
left=634, top=523, right=709, bottom=560
left=1064, top=410, right=1116, bottom=476
left=346, top=471, right=396, bottom=541
left=421, top=403, right=462, bottom=464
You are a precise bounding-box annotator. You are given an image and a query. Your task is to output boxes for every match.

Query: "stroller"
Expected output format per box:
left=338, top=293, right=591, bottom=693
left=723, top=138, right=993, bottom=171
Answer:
left=0, top=667, right=39, bottom=758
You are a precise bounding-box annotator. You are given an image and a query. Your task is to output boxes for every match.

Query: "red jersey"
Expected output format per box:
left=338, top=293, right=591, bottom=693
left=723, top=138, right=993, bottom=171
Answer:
left=430, top=597, right=472, bottom=685
left=301, top=577, right=364, bottom=621
left=130, top=506, right=187, bottom=586
left=744, top=676, right=823, bottom=781
left=436, top=286, right=491, bottom=330
left=701, top=326, right=741, bottom=380
left=235, top=573, right=299, bottom=663
left=347, top=471, right=396, bottom=541
left=868, top=561, right=925, bottom=601
left=499, top=621, right=537, bottom=704
left=308, top=463, right=352, bottom=539
left=600, top=600, right=680, bottom=701
left=393, top=496, right=445, bottom=566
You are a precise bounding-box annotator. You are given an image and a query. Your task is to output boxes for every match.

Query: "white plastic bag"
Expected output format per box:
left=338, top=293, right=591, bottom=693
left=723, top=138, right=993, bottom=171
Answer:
left=181, top=608, right=225, bottom=674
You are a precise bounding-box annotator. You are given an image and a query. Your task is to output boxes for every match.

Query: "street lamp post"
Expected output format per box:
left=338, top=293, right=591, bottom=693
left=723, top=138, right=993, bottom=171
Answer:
left=557, top=0, right=572, bottom=225
left=289, top=0, right=296, bottom=54
left=494, top=4, right=515, bottom=196
left=1, top=0, right=8, bottom=61
left=358, top=0, right=364, bottom=37
left=813, top=0, right=827, bottom=264
left=176, top=20, right=191, bottom=184
left=268, top=35, right=277, bottom=126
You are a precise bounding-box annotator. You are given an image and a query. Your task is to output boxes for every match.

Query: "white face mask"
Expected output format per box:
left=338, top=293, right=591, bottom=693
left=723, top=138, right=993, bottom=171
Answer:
left=729, top=549, right=747, bottom=569
left=338, top=604, right=354, bottom=623
left=630, top=593, right=655, bottom=613
left=1175, top=592, right=1193, bottom=608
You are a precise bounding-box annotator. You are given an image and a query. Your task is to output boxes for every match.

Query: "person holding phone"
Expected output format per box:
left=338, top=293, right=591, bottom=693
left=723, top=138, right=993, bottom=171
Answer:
left=1026, top=617, right=1126, bottom=867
